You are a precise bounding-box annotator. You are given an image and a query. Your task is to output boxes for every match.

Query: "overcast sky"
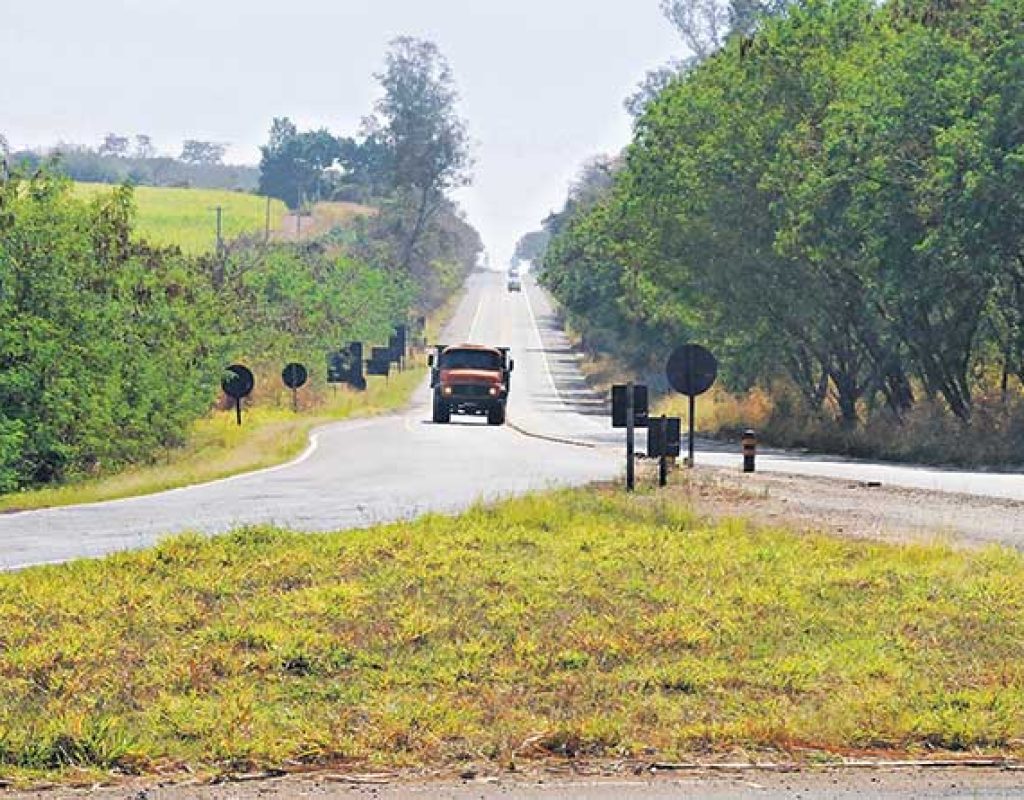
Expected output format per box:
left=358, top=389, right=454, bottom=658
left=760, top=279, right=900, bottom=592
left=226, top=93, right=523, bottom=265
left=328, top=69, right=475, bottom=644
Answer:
left=3, top=0, right=684, bottom=266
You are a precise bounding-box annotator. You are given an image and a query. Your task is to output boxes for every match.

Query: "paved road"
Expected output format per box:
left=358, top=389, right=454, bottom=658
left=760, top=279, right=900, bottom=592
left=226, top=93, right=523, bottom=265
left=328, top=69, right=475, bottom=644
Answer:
left=1, top=271, right=1023, bottom=569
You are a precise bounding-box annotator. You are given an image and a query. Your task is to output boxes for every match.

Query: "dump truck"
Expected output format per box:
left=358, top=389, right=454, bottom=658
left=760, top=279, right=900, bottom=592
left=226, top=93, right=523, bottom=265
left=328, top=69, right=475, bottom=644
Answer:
left=429, top=344, right=514, bottom=425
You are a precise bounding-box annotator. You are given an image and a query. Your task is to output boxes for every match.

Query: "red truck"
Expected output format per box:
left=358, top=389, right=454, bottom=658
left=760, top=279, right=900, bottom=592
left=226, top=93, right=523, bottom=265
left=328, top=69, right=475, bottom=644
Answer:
left=429, top=344, right=514, bottom=425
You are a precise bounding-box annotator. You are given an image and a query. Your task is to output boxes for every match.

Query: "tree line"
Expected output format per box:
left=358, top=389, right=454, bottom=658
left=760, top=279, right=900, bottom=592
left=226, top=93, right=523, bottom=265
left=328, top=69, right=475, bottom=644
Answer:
left=537, top=0, right=1024, bottom=450
left=4, top=134, right=255, bottom=191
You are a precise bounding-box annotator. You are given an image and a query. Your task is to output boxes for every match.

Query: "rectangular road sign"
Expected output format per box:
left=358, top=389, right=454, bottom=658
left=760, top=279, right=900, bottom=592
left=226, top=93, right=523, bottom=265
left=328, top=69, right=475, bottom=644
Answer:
left=612, top=384, right=649, bottom=428
left=647, top=416, right=681, bottom=458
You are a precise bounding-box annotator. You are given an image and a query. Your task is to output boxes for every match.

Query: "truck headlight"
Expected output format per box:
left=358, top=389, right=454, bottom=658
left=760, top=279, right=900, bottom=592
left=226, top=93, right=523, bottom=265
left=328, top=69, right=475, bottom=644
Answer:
left=489, top=387, right=499, bottom=396
left=443, top=386, right=453, bottom=396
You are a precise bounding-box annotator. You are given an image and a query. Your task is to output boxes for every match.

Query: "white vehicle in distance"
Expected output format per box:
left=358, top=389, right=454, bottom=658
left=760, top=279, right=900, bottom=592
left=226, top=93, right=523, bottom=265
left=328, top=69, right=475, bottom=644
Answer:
left=507, top=273, right=522, bottom=292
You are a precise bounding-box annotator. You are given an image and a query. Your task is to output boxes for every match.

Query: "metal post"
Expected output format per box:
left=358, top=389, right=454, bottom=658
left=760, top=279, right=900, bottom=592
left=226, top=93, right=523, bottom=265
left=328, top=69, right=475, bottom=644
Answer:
left=214, top=205, right=223, bottom=255
left=688, top=394, right=696, bottom=468
left=659, top=414, right=669, bottom=487
left=235, top=397, right=242, bottom=426
left=626, top=381, right=635, bottom=492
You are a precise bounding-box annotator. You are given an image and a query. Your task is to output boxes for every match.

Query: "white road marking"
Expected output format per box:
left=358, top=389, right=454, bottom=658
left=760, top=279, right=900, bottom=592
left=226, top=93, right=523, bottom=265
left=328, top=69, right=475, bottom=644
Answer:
left=522, top=279, right=561, bottom=398
left=467, top=293, right=486, bottom=342
left=2, top=417, right=382, bottom=517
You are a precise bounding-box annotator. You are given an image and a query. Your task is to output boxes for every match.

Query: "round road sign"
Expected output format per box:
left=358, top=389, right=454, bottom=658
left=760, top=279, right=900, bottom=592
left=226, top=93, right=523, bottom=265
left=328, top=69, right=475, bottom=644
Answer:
left=222, top=364, right=255, bottom=399
left=282, top=362, right=308, bottom=390
left=666, top=344, right=718, bottom=397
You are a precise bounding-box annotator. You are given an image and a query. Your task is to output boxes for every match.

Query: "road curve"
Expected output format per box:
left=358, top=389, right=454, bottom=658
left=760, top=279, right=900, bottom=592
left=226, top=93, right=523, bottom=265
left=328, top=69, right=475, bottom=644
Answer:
left=1, top=271, right=1023, bottom=569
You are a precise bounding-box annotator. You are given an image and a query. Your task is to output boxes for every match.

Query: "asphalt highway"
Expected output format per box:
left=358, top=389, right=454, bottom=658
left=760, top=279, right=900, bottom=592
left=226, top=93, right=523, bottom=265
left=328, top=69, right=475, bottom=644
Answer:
left=1, top=270, right=1022, bottom=569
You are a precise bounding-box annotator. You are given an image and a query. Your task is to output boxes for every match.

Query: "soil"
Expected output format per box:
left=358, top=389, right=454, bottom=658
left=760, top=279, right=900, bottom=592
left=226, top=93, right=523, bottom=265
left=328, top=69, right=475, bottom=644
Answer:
left=673, top=465, right=1024, bottom=550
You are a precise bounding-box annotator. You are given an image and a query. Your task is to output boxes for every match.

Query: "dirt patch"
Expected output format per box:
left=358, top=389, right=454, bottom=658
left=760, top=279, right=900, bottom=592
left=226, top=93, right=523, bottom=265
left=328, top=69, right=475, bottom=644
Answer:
left=6, top=762, right=1024, bottom=799
left=273, top=202, right=376, bottom=242
left=666, top=465, right=1024, bottom=549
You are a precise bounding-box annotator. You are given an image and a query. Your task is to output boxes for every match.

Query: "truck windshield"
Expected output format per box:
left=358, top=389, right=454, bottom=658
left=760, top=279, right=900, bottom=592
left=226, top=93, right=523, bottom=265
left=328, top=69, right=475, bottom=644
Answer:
left=441, top=350, right=503, bottom=370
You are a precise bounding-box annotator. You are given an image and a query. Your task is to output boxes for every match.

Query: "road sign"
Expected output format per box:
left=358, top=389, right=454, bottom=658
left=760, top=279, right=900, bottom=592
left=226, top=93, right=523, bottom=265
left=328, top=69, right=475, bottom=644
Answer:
left=366, top=358, right=390, bottom=377
left=222, top=364, right=254, bottom=399
left=388, top=334, right=403, bottom=365
left=348, top=342, right=366, bottom=390
left=369, top=346, right=391, bottom=378
left=666, top=344, right=718, bottom=397
left=221, top=364, right=254, bottom=426
left=282, top=362, right=308, bottom=412
left=647, top=416, right=681, bottom=458
left=612, top=384, right=649, bottom=428
left=648, top=415, right=682, bottom=487
left=665, top=344, right=718, bottom=467
left=611, top=383, right=648, bottom=492
left=282, top=362, right=308, bottom=389
left=327, top=351, right=348, bottom=384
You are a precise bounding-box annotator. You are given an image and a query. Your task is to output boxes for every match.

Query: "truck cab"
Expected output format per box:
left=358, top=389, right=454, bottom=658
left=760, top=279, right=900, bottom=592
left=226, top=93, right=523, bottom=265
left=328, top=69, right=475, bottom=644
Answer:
left=429, top=344, right=513, bottom=425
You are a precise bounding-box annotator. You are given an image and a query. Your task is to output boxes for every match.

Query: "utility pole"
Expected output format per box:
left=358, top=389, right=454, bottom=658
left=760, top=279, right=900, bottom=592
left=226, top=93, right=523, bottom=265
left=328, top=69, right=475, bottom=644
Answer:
left=214, top=206, right=223, bottom=255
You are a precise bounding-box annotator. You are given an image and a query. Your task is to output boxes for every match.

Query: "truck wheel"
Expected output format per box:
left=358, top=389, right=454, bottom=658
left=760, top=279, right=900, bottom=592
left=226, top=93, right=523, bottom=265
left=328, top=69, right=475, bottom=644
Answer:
left=487, top=403, right=506, bottom=426
left=432, top=394, right=451, bottom=424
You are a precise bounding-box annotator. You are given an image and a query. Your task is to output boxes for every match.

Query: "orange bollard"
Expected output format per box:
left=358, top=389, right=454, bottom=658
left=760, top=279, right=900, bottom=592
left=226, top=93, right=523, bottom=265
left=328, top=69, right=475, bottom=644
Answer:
left=742, top=429, right=757, bottom=473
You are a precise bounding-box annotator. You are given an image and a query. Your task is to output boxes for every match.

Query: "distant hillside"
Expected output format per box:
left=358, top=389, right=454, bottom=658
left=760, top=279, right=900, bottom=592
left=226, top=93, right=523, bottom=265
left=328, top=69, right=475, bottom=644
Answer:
left=74, top=183, right=286, bottom=254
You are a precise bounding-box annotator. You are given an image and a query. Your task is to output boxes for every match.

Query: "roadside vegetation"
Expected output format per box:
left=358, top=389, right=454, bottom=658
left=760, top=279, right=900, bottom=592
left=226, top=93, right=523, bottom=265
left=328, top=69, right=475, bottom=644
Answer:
left=73, top=183, right=287, bottom=254
left=1, top=485, right=1022, bottom=784
left=0, top=368, right=424, bottom=513
left=0, top=35, right=478, bottom=499
left=531, top=0, right=1024, bottom=467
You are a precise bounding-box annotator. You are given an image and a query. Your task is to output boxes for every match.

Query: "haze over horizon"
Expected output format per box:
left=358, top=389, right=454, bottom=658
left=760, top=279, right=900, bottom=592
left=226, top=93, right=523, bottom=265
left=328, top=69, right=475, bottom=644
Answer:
left=4, top=0, right=685, bottom=266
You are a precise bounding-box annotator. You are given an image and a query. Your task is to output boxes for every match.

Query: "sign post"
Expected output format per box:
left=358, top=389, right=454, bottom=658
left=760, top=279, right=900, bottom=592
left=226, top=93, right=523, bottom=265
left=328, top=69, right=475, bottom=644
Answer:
left=647, top=416, right=681, bottom=487
left=222, top=364, right=255, bottom=426
left=665, top=344, right=718, bottom=468
left=626, top=381, right=635, bottom=492
left=612, top=384, right=648, bottom=492
left=282, top=362, right=308, bottom=412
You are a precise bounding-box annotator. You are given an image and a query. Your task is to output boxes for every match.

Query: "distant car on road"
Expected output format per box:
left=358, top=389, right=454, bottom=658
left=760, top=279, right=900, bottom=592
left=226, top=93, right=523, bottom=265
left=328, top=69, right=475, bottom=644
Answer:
left=507, top=274, right=522, bottom=292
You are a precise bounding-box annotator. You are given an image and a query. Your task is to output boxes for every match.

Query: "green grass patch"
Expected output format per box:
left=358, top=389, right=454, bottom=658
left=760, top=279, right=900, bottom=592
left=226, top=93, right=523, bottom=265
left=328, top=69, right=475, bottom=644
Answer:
left=0, top=368, right=423, bottom=512
left=73, top=183, right=287, bottom=253
left=1, top=487, right=1022, bottom=783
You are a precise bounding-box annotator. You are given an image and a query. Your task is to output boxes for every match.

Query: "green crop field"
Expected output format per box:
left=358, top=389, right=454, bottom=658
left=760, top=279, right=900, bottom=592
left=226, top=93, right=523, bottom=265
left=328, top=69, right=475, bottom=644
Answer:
left=74, top=183, right=287, bottom=254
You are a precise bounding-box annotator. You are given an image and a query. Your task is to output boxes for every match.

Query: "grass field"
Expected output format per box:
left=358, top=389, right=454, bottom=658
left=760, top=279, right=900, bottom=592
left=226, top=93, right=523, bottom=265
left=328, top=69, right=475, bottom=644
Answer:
left=1, top=485, right=1022, bottom=784
left=73, top=183, right=287, bottom=254
left=0, top=368, right=424, bottom=513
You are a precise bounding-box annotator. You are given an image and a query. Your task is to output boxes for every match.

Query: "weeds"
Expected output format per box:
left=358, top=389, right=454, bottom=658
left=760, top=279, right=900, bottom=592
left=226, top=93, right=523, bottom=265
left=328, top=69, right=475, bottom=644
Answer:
left=1, top=487, right=1022, bottom=783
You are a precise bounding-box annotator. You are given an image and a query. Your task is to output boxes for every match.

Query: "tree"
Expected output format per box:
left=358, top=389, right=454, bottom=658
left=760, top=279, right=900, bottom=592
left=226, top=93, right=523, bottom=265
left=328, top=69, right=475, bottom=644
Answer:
left=625, top=61, right=688, bottom=119
left=369, top=36, right=471, bottom=273
left=133, top=134, right=156, bottom=159
left=180, top=140, right=226, bottom=165
left=98, top=133, right=129, bottom=158
left=257, top=118, right=342, bottom=209
left=626, top=0, right=794, bottom=118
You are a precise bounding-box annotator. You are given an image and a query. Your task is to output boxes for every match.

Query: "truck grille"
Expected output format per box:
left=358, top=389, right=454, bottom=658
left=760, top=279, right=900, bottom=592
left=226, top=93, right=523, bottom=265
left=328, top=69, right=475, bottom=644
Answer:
left=451, top=384, right=491, bottom=397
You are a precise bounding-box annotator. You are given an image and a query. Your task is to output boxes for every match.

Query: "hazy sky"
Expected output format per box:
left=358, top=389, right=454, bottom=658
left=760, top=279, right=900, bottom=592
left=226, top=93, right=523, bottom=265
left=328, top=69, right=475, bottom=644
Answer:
left=3, top=0, right=684, bottom=265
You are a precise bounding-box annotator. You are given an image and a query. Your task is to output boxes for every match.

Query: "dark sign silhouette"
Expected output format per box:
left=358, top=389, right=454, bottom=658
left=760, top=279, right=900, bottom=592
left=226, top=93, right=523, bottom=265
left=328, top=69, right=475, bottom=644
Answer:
left=282, top=362, right=308, bottom=389
left=222, top=364, right=254, bottom=425
left=666, top=344, right=718, bottom=397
